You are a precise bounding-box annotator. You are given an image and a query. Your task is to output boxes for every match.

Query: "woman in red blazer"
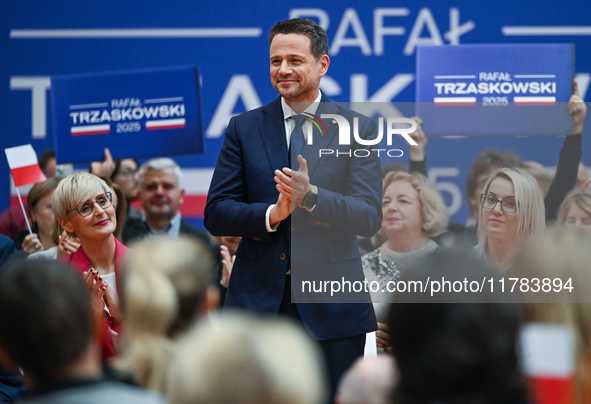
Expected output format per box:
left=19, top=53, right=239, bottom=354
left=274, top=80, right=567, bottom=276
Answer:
left=53, top=172, right=127, bottom=359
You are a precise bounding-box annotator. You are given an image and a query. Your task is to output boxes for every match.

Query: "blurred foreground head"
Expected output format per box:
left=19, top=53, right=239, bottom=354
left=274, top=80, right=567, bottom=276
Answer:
left=388, top=252, right=527, bottom=404
left=167, top=313, right=327, bottom=404
left=120, top=236, right=217, bottom=393
left=336, top=355, right=397, bottom=404
left=0, top=260, right=94, bottom=382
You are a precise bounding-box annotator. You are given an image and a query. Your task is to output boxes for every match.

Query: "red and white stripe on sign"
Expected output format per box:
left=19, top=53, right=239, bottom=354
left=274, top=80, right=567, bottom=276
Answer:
left=433, top=97, right=477, bottom=106
left=71, top=124, right=111, bottom=136
left=146, top=118, right=186, bottom=130
left=514, top=97, right=556, bottom=106
left=520, top=323, right=575, bottom=404
left=5, top=144, right=46, bottom=187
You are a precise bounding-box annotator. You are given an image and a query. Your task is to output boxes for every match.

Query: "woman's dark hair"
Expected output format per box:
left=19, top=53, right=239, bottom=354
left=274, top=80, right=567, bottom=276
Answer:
left=388, top=252, right=527, bottom=404
left=111, top=158, right=139, bottom=181
left=26, top=177, right=61, bottom=233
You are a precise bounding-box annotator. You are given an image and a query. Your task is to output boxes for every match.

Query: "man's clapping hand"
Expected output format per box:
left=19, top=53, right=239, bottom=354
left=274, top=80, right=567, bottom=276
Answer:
left=270, top=155, right=311, bottom=225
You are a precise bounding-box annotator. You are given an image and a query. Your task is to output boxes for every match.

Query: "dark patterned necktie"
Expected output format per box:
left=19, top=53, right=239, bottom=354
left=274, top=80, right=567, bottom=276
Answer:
left=289, top=114, right=307, bottom=170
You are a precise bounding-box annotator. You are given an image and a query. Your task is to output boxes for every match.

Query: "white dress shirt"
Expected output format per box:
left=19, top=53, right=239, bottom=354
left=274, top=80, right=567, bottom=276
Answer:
left=265, top=92, right=323, bottom=232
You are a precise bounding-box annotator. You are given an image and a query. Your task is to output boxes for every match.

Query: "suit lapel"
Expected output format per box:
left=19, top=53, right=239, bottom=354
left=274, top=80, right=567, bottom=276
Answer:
left=259, top=98, right=289, bottom=171
left=302, top=96, right=340, bottom=178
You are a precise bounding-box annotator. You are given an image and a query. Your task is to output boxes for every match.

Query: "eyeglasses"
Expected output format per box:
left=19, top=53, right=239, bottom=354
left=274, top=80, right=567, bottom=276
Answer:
left=480, top=194, right=518, bottom=213
left=115, top=169, right=137, bottom=179
left=67, top=192, right=112, bottom=217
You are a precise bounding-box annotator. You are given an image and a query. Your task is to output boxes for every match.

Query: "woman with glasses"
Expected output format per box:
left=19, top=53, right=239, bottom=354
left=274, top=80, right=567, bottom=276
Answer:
left=52, top=172, right=125, bottom=359
left=477, top=167, right=545, bottom=271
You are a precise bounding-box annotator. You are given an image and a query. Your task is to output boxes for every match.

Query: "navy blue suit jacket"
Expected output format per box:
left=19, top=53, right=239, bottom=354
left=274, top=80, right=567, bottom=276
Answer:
left=205, top=95, right=382, bottom=340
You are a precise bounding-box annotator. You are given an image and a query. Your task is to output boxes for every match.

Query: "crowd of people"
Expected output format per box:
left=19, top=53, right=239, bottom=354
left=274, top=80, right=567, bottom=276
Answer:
left=1, top=17, right=591, bottom=404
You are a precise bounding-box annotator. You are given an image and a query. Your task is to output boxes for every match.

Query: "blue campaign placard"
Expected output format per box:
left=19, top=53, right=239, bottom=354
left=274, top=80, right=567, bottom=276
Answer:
left=416, top=44, right=574, bottom=136
left=5, top=0, right=591, bottom=227
left=50, top=65, right=203, bottom=163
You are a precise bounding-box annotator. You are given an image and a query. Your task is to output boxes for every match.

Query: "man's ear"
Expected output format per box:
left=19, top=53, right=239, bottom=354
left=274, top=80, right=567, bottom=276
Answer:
left=179, top=189, right=185, bottom=205
left=318, top=54, right=330, bottom=77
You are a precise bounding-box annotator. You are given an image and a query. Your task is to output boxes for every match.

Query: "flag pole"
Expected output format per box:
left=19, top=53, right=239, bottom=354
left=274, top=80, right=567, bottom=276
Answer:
left=14, top=186, right=32, bottom=235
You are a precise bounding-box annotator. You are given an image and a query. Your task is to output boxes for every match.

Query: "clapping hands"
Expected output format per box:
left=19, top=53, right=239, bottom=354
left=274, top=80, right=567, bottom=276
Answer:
left=82, top=268, right=121, bottom=326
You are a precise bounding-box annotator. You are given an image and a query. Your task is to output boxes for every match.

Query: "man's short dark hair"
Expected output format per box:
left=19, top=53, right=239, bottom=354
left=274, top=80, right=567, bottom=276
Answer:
left=0, top=260, right=93, bottom=379
left=268, top=18, right=329, bottom=61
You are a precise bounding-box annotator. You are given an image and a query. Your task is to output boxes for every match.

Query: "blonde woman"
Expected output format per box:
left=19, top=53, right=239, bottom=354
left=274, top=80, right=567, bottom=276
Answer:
left=476, top=168, right=545, bottom=270
left=362, top=171, right=447, bottom=350
left=363, top=171, right=447, bottom=308
left=557, top=189, right=591, bottom=230
left=53, top=172, right=124, bottom=359
left=118, top=236, right=217, bottom=394
left=167, top=313, right=326, bottom=404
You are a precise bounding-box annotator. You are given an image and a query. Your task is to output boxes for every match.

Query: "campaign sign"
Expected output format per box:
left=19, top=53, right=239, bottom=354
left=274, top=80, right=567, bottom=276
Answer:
left=416, top=44, right=574, bottom=136
left=51, top=66, right=203, bottom=163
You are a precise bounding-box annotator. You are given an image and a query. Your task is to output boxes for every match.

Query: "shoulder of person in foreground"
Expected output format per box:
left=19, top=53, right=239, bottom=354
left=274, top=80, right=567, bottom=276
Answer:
left=16, top=380, right=167, bottom=404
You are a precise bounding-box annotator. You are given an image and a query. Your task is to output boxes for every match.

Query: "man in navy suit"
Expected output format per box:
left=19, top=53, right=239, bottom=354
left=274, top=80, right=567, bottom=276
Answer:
left=205, top=18, right=382, bottom=395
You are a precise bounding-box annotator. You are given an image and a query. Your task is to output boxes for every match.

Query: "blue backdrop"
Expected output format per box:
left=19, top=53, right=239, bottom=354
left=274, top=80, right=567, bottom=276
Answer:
left=2, top=0, right=590, bottom=227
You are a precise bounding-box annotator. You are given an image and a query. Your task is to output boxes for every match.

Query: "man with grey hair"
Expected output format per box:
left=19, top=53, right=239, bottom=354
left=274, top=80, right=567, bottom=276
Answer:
left=335, top=356, right=398, bottom=404
left=122, top=158, right=211, bottom=247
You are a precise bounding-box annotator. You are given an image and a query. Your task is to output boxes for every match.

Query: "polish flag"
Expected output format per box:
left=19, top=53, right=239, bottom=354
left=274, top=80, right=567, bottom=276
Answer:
left=520, top=323, right=576, bottom=404
left=5, top=145, right=46, bottom=187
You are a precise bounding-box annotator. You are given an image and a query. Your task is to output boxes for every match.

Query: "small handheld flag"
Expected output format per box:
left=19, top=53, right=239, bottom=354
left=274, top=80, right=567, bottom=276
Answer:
left=520, top=323, right=575, bottom=404
left=5, top=145, right=46, bottom=187
left=4, top=145, right=47, bottom=234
